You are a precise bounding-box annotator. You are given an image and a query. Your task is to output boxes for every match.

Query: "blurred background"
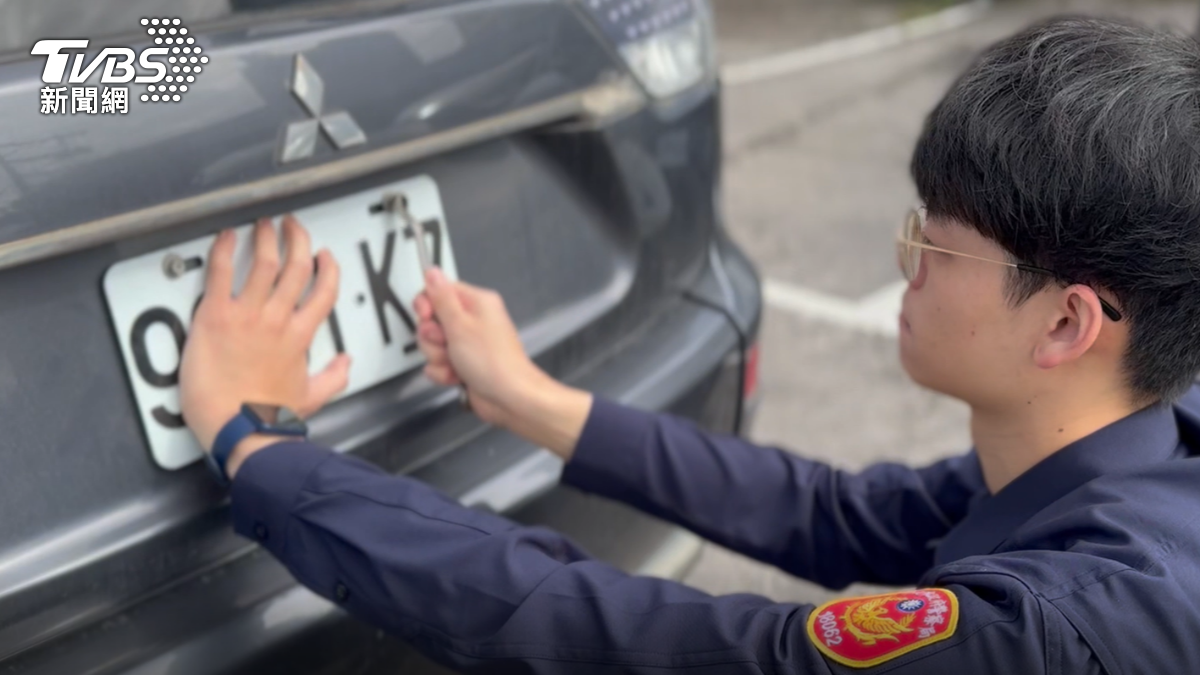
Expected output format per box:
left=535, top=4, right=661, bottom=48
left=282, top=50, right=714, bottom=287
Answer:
left=684, top=0, right=1200, bottom=605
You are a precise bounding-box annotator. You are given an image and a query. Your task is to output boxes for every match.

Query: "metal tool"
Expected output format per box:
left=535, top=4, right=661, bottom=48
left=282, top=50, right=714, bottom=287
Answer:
left=381, top=192, right=471, bottom=410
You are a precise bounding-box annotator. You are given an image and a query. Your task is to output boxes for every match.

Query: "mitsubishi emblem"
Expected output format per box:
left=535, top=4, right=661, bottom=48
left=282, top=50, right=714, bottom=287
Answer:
left=279, top=54, right=367, bottom=163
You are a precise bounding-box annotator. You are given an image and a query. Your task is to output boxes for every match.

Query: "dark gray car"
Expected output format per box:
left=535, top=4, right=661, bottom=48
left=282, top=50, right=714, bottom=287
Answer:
left=0, top=0, right=762, bottom=672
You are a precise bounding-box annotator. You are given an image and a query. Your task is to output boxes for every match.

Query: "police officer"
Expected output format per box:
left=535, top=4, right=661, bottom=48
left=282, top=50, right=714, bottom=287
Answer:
left=179, top=16, right=1200, bottom=674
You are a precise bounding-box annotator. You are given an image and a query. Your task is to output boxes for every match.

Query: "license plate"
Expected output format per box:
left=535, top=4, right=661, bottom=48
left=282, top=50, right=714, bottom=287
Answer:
left=103, top=175, right=458, bottom=470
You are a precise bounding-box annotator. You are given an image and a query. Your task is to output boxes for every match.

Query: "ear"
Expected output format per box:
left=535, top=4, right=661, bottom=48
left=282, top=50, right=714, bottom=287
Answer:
left=1033, top=285, right=1105, bottom=369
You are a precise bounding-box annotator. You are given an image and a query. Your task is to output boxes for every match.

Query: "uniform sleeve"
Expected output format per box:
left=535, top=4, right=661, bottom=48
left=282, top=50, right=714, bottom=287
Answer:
left=229, top=442, right=1099, bottom=675
left=561, top=397, right=985, bottom=588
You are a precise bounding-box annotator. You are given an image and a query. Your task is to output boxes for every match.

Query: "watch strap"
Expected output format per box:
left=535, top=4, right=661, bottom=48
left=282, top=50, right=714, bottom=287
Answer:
left=208, top=404, right=308, bottom=485
left=209, top=408, right=260, bottom=486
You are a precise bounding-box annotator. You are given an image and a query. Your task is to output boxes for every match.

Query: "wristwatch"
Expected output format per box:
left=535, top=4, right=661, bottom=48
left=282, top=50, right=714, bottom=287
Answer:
left=206, top=404, right=309, bottom=486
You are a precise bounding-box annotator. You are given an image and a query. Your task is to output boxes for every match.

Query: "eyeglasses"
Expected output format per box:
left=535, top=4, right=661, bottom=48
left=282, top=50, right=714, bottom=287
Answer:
left=897, top=207, right=1123, bottom=322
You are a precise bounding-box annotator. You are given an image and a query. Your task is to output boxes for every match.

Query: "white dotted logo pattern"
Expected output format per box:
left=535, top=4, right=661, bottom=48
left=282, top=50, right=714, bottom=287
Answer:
left=138, top=17, right=206, bottom=103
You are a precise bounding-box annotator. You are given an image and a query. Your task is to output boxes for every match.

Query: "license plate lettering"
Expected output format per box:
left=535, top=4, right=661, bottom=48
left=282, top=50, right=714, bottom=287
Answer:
left=129, top=306, right=188, bottom=429
left=359, top=230, right=417, bottom=351
left=103, top=175, right=456, bottom=470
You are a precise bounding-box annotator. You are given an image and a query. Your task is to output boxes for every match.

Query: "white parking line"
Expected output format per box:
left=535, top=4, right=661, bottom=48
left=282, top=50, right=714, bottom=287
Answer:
left=764, top=279, right=906, bottom=337
left=720, top=0, right=992, bottom=87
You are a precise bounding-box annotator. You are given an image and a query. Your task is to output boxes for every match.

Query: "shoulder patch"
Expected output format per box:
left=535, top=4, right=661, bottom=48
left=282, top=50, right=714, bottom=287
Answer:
left=806, top=589, right=959, bottom=669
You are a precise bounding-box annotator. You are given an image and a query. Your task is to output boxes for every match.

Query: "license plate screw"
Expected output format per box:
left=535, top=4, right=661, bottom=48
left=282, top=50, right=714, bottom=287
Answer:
left=162, top=253, right=202, bottom=279
left=377, top=192, right=413, bottom=233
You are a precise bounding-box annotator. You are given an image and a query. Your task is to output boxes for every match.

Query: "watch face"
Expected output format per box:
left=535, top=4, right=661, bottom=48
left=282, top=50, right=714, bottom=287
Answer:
left=276, top=406, right=304, bottom=427
left=244, top=403, right=308, bottom=435
left=272, top=407, right=308, bottom=435
left=245, top=403, right=280, bottom=425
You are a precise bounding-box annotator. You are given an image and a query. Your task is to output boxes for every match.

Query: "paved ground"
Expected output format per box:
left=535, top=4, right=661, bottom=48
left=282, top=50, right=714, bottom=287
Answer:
left=711, top=0, right=949, bottom=64
left=681, top=0, right=1200, bottom=606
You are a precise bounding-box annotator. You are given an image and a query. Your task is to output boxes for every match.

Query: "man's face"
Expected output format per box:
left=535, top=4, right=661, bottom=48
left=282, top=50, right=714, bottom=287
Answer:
left=898, top=216, right=1039, bottom=408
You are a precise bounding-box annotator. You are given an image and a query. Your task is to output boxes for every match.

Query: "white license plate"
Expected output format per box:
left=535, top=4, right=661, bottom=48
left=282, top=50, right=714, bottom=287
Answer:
left=103, top=175, right=458, bottom=470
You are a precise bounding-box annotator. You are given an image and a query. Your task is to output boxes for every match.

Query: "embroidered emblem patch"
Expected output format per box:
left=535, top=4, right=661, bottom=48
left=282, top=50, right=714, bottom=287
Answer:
left=806, top=589, right=959, bottom=668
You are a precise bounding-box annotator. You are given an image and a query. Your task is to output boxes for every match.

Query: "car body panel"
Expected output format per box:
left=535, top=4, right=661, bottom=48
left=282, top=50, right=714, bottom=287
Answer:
left=6, top=231, right=760, bottom=673
left=0, top=0, right=760, bottom=670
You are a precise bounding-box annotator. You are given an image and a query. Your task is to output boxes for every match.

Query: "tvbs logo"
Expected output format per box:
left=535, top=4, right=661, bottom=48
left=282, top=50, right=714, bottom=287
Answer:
left=33, top=39, right=171, bottom=85
left=32, top=18, right=206, bottom=112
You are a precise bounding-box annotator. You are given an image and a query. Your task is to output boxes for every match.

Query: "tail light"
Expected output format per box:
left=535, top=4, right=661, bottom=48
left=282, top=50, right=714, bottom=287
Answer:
left=579, top=0, right=717, bottom=99
left=743, top=341, right=760, bottom=402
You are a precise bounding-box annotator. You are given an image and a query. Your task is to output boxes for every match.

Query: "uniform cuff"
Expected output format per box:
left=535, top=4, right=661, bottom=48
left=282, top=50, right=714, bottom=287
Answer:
left=230, top=441, right=334, bottom=556
left=561, top=396, right=657, bottom=497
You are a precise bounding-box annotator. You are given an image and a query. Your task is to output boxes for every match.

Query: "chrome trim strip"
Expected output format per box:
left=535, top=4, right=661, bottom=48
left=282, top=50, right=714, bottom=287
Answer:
left=0, top=77, right=644, bottom=272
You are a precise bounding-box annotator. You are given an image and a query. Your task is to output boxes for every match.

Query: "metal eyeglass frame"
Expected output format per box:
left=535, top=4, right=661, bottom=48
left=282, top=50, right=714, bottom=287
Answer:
left=897, top=207, right=1123, bottom=322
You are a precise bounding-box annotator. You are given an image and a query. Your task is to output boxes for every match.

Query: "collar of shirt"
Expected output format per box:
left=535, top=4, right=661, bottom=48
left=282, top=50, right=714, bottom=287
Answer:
left=934, top=403, right=1181, bottom=566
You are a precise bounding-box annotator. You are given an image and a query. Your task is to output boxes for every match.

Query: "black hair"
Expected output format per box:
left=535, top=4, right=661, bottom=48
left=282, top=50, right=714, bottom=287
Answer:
left=912, top=16, right=1200, bottom=402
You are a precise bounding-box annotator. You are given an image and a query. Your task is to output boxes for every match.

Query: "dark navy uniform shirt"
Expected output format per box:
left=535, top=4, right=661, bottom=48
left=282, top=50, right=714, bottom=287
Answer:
left=231, top=385, right=1200, bottom=673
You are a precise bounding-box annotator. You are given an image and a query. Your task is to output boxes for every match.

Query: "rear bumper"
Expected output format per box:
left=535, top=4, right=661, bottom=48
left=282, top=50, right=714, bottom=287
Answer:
left=9, top=233, right=761, bottom=675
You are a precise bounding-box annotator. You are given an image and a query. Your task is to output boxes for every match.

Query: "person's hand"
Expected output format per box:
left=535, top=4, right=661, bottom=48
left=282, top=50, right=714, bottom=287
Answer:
left=180, top=215, right=351, bottom=476
left=413, top=269, right=544, bottom=426
left=414, top=269, right=592, bottom=459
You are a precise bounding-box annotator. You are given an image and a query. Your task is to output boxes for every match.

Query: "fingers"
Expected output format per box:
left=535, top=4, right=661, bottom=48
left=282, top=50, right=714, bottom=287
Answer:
left=296, top=249, right=340, bottom=335
left=418, top=320, right=447, bottom=347
left=299, top=353, right=352, bottom=418
left=417, top=315, right=456, bottom=385
left=271, top=215, right=314, bottom=310
left=414, top=293, right=433, bottom=322
left=204, top=229, right=236, bottom=303
left=240, top=218, right=281, bottom=306
left=423, top=363, right=461, bottom=387
left=424, top=268, right=468, bottom=332
left=418, top=321, right=450, bottom=367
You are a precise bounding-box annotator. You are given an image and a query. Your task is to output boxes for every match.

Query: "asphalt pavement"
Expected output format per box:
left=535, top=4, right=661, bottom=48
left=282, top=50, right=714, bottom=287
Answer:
left=682, top=0, right=1200, bottom=606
